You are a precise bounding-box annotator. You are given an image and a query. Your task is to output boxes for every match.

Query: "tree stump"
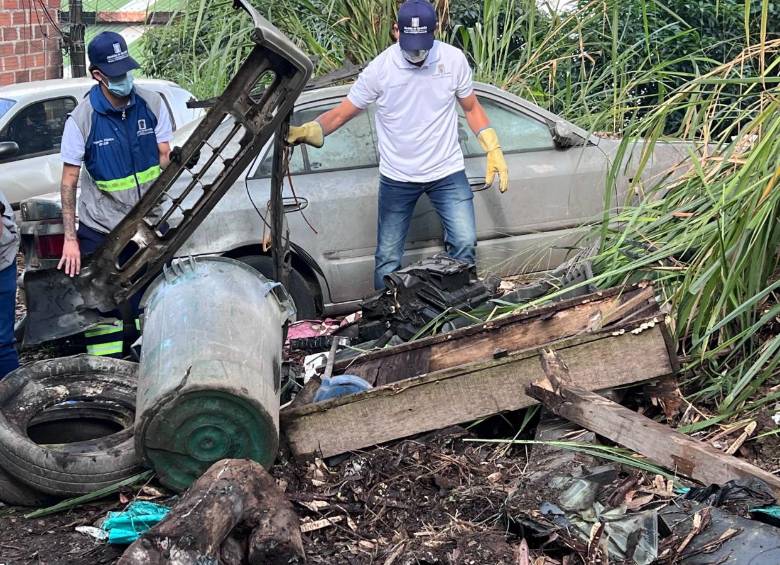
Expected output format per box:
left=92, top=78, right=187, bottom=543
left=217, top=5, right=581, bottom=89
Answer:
left=119, top=459, right=304, bottom=565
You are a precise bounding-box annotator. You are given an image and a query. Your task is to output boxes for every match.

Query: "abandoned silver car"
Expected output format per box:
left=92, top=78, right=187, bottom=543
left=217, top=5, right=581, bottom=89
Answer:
left=19, top=82, right=689, bottom=320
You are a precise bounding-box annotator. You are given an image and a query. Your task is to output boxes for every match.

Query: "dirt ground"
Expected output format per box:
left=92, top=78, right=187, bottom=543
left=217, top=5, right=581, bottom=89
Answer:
left=0, top=427, right=547, bottom=564
left=3, top=425, right=780, bottom=564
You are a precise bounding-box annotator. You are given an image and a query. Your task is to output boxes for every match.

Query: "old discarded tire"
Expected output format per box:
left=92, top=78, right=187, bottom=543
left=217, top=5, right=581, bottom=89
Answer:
left=0, top=355, right=141, bottom=496
left=0, top=466, right=54, bottom=507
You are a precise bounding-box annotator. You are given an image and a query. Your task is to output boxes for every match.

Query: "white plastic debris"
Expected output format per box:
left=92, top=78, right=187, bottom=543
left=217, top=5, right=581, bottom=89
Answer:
left=75, top=525, right=109, bottom=541
left=303, top=353, right=327, bottom=383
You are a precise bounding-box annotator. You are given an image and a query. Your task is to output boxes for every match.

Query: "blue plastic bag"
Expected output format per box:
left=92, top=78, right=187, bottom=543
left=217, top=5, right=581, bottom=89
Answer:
left=102, top=500, right=170, bottom=544
left=314, top=374, right=372, bottom=402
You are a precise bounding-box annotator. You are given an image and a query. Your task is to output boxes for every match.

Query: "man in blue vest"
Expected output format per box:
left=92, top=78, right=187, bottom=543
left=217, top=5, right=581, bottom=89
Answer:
left=288, top=0, right=509, bottom=290
left=57, top=31, right=173, bottom=357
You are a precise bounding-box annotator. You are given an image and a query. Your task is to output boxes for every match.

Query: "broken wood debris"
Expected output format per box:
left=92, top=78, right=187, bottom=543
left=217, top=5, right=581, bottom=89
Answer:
left=281, top=316, right=675, bottom=458
left=336, top=284, right=661, bottom=387
left=300, top=515, right=344, bottom=533
left=118, top=459, right=304, bottom=565
left=527, top=349, right=780, bottom=498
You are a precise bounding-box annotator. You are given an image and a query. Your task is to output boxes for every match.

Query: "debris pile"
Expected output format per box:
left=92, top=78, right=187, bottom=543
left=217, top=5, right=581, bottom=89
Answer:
left=357, top=254, right=500, bottom=342
left=4, top=273, right=780, bottom=564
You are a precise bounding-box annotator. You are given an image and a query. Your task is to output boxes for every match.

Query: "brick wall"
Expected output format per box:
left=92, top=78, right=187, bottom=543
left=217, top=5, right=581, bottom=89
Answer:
left=0, top=0, right=62, bottom=86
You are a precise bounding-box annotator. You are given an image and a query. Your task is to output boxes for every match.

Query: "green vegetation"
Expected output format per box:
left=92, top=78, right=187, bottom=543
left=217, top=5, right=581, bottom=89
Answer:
left=141, top=1, right=780, bottom=424
left=141, top=0, right=779, bottom=130
left=586, top=35, right=780, bottom=419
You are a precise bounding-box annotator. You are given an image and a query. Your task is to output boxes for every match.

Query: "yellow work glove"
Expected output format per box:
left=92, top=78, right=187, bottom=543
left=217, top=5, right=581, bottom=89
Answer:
left=477, top=128, right=509, bottom=193
left=286, top=121, right=324, bottom=148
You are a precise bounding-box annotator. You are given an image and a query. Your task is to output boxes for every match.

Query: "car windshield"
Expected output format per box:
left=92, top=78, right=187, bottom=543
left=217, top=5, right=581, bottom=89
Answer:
left=0, top=98, right=15, bottom=120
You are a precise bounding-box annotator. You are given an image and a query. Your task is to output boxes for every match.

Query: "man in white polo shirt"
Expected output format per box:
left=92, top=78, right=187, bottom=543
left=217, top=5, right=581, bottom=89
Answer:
left=288, top=0, right=508, bottom=290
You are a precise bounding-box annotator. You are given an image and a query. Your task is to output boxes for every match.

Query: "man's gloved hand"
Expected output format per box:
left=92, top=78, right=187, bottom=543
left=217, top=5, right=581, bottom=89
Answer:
left=477, top=128, right=509, bottom=193
left=286, top=121, right=324, bottom=148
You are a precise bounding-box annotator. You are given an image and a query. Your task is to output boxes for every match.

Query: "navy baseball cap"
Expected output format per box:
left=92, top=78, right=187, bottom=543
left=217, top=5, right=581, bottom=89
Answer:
left=398, top=0, right=436, bottom=51
left=88, top=31, right=139, bottom=77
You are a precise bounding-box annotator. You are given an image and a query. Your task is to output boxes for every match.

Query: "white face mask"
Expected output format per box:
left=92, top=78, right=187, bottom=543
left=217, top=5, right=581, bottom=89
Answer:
left=402, top=49, right=429, bottom=64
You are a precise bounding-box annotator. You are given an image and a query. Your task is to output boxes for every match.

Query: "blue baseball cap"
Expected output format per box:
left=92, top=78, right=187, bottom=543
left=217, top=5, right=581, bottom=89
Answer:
left=398, top=0, right=436, bottom=51
left=88, top=31, right=139, bottom=78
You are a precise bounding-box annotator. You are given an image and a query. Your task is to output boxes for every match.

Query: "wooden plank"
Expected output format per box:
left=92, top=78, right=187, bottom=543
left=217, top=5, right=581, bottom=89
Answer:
left=339, top=285, right=657, bottom=386
left=527, top=350, right=780, bottom=498
left=281, top=322, right=674, bottom=458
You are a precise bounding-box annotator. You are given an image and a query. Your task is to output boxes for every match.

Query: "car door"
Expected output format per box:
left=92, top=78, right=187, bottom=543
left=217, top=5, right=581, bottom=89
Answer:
left=245, top=97, right=381, bottom=304
left=0, top=96, right=77, bottom=206
left=461, top=91, right=611, bottom=276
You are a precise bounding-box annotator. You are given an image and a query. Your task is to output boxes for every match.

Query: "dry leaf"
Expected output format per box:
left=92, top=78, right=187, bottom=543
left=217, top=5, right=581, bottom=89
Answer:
left=300, top=515, right=344, bottom=533
left=625, top=494, right=655, bottom=510
left=137, top=485, right=166, bottom=500
left=514, top=539, right=530, bottom=565
left=299, top=500, right=330, bottom=512
left=725, top=420, right=757, bottom=455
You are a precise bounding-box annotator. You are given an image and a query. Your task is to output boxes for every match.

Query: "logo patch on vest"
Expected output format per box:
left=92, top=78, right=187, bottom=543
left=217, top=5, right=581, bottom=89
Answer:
left=136, top=119, right=154, bottom=137
left=93, top=137, right=116, bottom=147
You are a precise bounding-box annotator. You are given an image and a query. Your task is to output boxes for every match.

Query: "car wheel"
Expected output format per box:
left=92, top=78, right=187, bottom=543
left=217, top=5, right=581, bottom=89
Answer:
left=236, top=255, right=319, bottom=320
left=0, top=355, right=141, bottom=496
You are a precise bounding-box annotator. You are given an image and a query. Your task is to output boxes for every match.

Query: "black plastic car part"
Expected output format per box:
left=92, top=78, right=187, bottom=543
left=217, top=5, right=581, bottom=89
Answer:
left=23, top=0, right=313, bottom=345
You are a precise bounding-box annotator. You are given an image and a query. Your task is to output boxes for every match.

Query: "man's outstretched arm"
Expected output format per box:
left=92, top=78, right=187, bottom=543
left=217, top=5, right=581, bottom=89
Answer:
left=286, top=99, right=363, bottom=147
left=458, top=93, right=509, bottom=193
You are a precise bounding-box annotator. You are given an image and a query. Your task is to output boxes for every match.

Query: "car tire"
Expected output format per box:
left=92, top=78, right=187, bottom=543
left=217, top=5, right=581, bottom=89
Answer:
left=0, top=355, right=141, bottom=496
left=0, top=466, right=55, bottom=507
left=236, top=255, right=319, bottom=320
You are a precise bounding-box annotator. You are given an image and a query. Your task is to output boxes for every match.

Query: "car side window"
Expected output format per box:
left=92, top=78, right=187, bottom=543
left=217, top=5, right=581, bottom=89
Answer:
left=0, top=97, right=77, bottom=160
left=298, top=105, right=378, bottom=172
left=458, top=97, right=555, bottom=157
left=253, top=103, right=378, bottom=177
left=253, top=133, right=306, bottom=178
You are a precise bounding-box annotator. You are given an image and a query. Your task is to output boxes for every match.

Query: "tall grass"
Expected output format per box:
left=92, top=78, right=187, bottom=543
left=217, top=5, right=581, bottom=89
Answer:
left=452, top=0, right=730, bottom=133
left=141, top=1, right=254, bottom=99
left=143, top=0, right=720, bottom=133
left=568, top=33, right=780, bottom=416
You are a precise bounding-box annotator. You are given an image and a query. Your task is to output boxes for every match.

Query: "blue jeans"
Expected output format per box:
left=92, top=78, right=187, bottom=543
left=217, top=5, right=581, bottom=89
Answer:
left=375, top=170, right=477, bottom=290
left=0, top=263, right=19, bottom=378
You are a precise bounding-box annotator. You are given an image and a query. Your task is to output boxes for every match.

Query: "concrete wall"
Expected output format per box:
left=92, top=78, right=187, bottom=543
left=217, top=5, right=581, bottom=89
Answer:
left=0, top=0, right=62, bottom=86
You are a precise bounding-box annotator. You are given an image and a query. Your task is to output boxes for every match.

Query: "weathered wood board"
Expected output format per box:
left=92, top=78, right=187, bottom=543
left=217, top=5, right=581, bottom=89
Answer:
left=528, top=351, right=780, bottom=498
left=337, top=285, right=660, bottom=387
left=281, top=321, right=674, bottom=458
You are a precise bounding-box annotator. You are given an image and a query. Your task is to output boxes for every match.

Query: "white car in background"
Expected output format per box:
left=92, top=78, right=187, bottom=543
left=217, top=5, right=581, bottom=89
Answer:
left=0, top=78, right=201, bottom=207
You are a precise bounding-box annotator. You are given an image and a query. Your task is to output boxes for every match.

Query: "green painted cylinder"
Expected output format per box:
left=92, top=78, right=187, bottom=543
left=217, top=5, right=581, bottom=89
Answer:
left=135, top=257, right=295, bottom=492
